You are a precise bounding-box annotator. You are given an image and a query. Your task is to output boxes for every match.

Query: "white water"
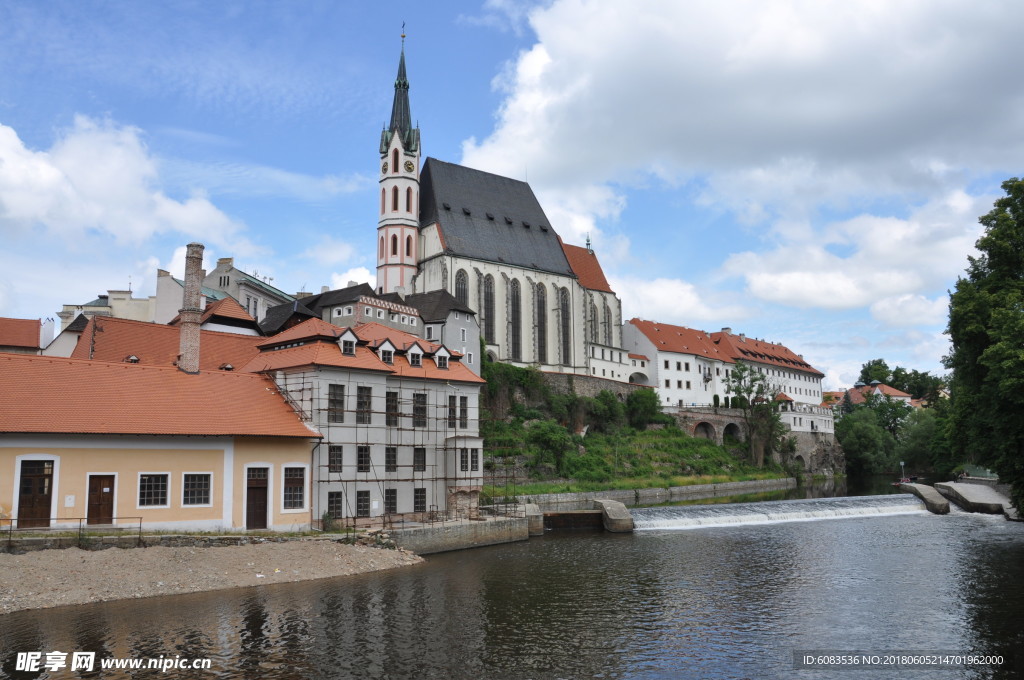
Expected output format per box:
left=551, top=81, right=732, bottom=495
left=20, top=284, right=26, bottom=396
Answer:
left=632, top=494, right=928, bottom=530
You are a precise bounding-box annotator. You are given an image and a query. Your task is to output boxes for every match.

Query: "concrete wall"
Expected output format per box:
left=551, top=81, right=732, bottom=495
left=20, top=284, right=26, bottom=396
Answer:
left=516, top=477, right=797, bottom=510
left=388, top=516, right=528, bottom=555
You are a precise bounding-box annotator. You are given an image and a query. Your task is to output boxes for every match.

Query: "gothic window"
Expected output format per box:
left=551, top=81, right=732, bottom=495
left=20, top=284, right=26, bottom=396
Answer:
left=441, top=265, right=448, bottom=292
left=589, top=302, right=599, bottom=343
left=535, top=284, right=547, bottom=364
left=392, top=186, right=399, bottom=211
left=559, top=287, right=571, bottom=366
left=455, top=269, right=468, bottom=306
left=406, top=187, right=412, bottom=213
left=406, top=235, right=412, bottom=257
left=483, top=274, right=495, bottom=343
left=510, top=279, right=522, bottom=361
left=379, top=236, right=384, bottom=259
left=603, top=301, right=613, bottom=346
left=392, top=148, right=398, bottom=173
left=381, top=189, right=385, bottom=215
left=391, top=235, right=398, bottom=256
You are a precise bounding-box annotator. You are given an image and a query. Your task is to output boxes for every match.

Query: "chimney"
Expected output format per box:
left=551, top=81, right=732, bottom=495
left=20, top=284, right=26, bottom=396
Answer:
left=178, top=242, right=205, bottom=374
left=721, top=327, right=732, bottom=335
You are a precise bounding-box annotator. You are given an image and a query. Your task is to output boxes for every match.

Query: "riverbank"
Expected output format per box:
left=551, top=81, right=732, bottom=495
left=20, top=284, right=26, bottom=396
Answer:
left=0, top=539, right=421, bottom=615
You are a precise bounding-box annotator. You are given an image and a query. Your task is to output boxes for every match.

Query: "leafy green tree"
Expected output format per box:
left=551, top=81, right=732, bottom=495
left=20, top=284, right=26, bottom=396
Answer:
left=836, top=407, right=897, bottom=475
left=858, top=358, right=892, bottom=384
left=526, top=419, right=574, bottom=476
left=625, top=388, right=662, bottom=429
left=946, top=177, right=1024, bottom=511
left=864, top=394, right=914, bottom=440
left=895, top=408, right=938, bottom=472
left=589, top=390, right=626, bottom=433
left=725, top=362, right=785, bottom=467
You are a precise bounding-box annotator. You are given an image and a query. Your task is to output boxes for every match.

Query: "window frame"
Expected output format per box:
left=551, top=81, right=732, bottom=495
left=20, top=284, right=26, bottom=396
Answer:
left=282, top=466, right=306, bottom=511
left=137, top=472, right=170, bottom=509
left=181, top=472, right=212, bottom=507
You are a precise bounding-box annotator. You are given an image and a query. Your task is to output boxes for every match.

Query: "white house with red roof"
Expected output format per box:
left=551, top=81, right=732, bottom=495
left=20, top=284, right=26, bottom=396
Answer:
left=241, top=318, right=486, bottom=525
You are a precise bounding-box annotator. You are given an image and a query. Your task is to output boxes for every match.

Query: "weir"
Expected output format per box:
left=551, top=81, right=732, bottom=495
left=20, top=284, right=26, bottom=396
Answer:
left=632, top=494, right=928, bottom=530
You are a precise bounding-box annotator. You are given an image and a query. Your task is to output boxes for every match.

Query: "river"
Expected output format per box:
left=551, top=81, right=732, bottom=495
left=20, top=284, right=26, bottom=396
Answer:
left=1, top=486, right=1022, bottom=679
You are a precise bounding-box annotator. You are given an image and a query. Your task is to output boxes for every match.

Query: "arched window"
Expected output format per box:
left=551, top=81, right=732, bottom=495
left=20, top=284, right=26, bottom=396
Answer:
left=589, top=302, right=599, bottom=343
left=510, top=279, right=522, bottom=361
left=380, top=188, right=385, bottom=215
left=559, top=288, right=571, bottom=366
left=483, top=275, right=495, bottom=343
left=379, top=236, right=384, bottom=259
left=405, top=235, right=412, bottom=257
left=603, top=301, right=613, bottom=346
left=391, top=235, right=398, bottom=256
left=406, top=187, right=412, bottom=213
left=392, top=186, right=399, bottom=211
left=441, top=265, right=448, bottom=292
left=392, top=148, right=398, bottom=173
left=535, top=284, right=547, bottom=365
left=455, top=269, right=468, bottom=305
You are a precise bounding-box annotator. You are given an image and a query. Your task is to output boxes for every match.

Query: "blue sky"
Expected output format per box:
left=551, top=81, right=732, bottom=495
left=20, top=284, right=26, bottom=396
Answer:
left=2, top=0, right=1022, bottom=389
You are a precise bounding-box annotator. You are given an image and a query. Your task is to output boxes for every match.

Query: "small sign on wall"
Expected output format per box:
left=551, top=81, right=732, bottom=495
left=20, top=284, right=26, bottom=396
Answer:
left=64, top=495, right=75, bottom=508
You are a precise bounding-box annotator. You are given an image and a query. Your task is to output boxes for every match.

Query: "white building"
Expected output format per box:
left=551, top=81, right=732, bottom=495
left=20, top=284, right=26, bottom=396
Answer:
left=240, top=317, right=485, bottom=524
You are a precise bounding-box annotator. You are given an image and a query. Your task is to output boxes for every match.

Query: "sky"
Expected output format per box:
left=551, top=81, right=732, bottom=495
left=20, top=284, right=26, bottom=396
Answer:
left=2, top=0, right=1021, bottom=390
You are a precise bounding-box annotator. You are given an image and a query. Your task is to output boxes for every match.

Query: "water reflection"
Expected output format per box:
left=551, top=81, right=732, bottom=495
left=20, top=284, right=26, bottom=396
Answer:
left=1, top=509, right=1021, bottom=679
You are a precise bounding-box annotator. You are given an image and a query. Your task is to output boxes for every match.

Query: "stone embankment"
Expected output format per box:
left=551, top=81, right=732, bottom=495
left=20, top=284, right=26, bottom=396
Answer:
left=898, top=483, right=950, bottom=514
left=0, top=537, right=421, bottom=615
left=935, top=481, right=1019, bottom=520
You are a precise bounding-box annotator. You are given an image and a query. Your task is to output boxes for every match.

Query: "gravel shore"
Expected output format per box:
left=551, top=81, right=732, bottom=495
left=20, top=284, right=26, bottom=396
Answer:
left=0, top=540, right=423, bottom=614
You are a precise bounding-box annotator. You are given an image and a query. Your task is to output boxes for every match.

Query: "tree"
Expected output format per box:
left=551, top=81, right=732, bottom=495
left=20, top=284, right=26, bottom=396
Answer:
left=526, top=419, right=574, bottom=476
left=864, top=393, right=914, bottom=440
left=625, top=388, right=662, bottom=429
left=946, top=177, right=1024, bottom=512
left=858, top=358, right=892, bottom=385
left=725, top=362, right=785, bottom=467
left=895, top=408, right=938, bottom=472
left=836, top=407, right=896, bottom=475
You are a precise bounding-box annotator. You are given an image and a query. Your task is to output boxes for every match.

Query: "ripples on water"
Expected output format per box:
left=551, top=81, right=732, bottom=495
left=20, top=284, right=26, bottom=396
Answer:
left=1, top=498, right=1021, bottom=680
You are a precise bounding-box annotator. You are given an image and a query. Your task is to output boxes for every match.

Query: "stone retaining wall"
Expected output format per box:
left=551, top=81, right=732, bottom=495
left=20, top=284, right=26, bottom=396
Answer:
left=388, top=517, right=529, bottom=555
left=516, top=477, right=797, bottom=510
left=541, top=373, right=648, bottom=400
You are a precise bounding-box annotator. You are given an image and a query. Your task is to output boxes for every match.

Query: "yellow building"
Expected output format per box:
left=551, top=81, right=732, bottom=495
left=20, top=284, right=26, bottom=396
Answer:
left=0, top=353, right=319, bottom=532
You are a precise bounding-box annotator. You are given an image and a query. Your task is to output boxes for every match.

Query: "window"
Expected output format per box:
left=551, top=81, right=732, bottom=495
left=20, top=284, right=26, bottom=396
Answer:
left=357, top=386, right=372, bottom=424
left=436, top=355, right=448, bottom=369
left=471, top=449, right=479, bottom=472
left=460, top=448, right=469, bottom=472
left=357, top=446, right=370, bottom=472
left=536, top=284, right=547, bottom=364
left=392, top=186, right=399, bottom=211
left=461, top=328, right=467, bottom=342
left=385, top=447, right=397, bottom=472
left=664, top=360, right=669, bottom=369
left=409, top=353, right=421, bottom=367
left=342, top=339, right=355, bottom=356
left=448, top=395, right=457, bottom=428
left=406, top=188, right=413, bottom=214
left=483, top=275, right=495, bottom=343
left=589, top=302, right=599, bottom=343
left=391, top=234, right=398, bottom=255
left=510, top=279, right=522, bottom=361
left=560, top=288, right=571, bottom=367
left=334, top=308, right=343, bottom=317
left=327, top=491, right=344, bottom=519
left=468, top=352, right=474, bottom=364
left=686, top=381, right=692, bottom=389
left=664, top=380, right=670, bottom=388
left=182, top=473, right=210, bottom=506
left=413, top=393, right=427, bottom=427
left=356, top=490, right=370, bottom=517
left=328, top=445, right=343, bottom=473
left=425, top=326, right=434, bottom=340
left=284, top=468, right=304, bottom=509
left=139, top=474, right=168, bottom=507
left=386, top=391, right=399, bottom=426
left=676, top=361, right=681, bottom=371
left=329, top=385, right=346, bottom=421
left=381, top=349, right=393, bottom=364
left=603, top=301, right=613, bottom=346
left=455, top=269, right=468, bottom=305
left=677, top=381, right=683, bottom=388
left=460, top=396, right=469, bottom=428
left=686, top=362, right=691, bottom=371
left=392, top=148, right=398, bottom=173
left=384, top=489, right=397, bottom=514
left=365, top=306, right=372, bottom=315
left=380, top=190, right=385, bottom=215
left=413, top=447, right=426, bottom=471
left=414, top=488, right=426, bottom=513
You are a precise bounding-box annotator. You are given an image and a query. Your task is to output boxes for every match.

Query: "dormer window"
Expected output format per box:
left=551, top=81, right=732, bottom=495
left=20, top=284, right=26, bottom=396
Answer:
left=436, top=355, right=448, bottom=370
left=342, top=340, right=355, bottom=356
left=410, top=353, right=422, bottom=367
left=381, top=349, right=394, bottom=364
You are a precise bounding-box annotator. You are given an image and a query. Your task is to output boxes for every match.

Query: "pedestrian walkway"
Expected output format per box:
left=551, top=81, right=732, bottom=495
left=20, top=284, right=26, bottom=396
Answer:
left=934, top=481, right=1018, bottom=520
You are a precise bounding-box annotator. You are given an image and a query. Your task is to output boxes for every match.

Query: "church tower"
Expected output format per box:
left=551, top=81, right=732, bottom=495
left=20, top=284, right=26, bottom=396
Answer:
left=376, top=40, right=421, bottom=294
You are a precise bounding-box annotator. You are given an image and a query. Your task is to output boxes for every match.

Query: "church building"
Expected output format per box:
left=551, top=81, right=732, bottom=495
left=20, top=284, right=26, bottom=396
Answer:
left=375, top=45, right=628, bottom=381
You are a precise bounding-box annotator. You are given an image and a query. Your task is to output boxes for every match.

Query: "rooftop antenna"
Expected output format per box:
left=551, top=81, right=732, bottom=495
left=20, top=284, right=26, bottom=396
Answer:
left=586, top=234, right=593, bottom=254
left=402, top=21, right=406, bottom=45
left=128, top=274, right=132, bottom=293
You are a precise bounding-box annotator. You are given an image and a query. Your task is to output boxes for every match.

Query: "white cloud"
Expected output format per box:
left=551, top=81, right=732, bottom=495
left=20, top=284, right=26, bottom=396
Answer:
left=870, top=294, right=949, bottom=327
left=613, top=275, right=748, bottom=327
left=330, top=268, right=374, bottom=290
left=161, top=158, right=370, bottom=202
left=300, top=236, right=360, bottom=267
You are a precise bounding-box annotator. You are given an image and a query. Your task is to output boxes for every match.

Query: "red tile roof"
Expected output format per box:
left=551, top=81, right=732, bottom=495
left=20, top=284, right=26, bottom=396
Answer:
left=240, top=341, right=391, bottom=374
left=561, top=243, right=613, bottom=293
left=845, top=383, right=912, bottom=404
left=70, top=317, right=262, bottom=370
left=0, top=353, right=317, bottom=438
left=0, top=317, right=41, bottom=349
left=710, top=330, right=824, bottom=377
left=628, top=319, right=732, bottom=363
left=628, top=353, right=649, bottom=361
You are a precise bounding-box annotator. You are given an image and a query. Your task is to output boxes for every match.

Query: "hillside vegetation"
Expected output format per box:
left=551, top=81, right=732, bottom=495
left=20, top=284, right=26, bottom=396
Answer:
left=480, top=360, right=789, bottom=498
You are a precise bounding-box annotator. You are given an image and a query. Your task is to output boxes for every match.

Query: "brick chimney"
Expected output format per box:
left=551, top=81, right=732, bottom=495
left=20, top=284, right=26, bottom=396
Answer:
left=178, top=242, right=205, bottom=374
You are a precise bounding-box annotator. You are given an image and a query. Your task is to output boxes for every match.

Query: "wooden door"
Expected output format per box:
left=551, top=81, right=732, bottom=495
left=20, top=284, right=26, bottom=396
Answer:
left=246, top=468, right=268, bottom=530
left=17, top=461, right=53, bottom=528
left=87, top=475, right=115, bottom=525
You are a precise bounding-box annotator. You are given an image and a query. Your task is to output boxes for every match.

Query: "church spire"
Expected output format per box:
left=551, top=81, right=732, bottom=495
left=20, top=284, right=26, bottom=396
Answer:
left=381, top=31, right=419, bottom=154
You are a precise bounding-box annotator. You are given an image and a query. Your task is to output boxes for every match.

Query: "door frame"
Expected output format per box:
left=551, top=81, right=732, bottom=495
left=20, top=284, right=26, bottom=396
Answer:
left=243, top=463, right=273, bottom=531
left=13, top=455, right=60, bottom=528
left=86, top=472, right=118, bottom=525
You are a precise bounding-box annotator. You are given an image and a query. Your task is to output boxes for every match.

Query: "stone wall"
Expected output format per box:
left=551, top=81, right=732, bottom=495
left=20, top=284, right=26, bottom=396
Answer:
left=388, top=516, right=528, bottom=555
left=788, top=431, right=845, bottom=475
left=541, top=373, right=648, bottom=400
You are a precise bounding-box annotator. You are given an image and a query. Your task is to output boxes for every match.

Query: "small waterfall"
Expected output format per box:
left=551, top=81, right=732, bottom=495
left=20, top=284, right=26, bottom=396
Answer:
left=633, top=494, right=927, bottom=531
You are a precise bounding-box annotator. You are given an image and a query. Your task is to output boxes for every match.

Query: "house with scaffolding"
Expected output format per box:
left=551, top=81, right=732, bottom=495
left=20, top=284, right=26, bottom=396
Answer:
left=241, top=318, right=485, bottom=527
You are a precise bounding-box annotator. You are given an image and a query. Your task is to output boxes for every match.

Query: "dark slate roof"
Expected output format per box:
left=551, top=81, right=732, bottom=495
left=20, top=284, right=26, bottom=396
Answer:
left=260, top=299, right=319, bottom=335
left=66, top=314, right=91, bottom=333
left=419, top=158, right=575, bottom=278
left=380, top=48, right=420, bottom=154
left=294, top=284, right=377, bottom=316
left=394, top=290, right=475, bottom=323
